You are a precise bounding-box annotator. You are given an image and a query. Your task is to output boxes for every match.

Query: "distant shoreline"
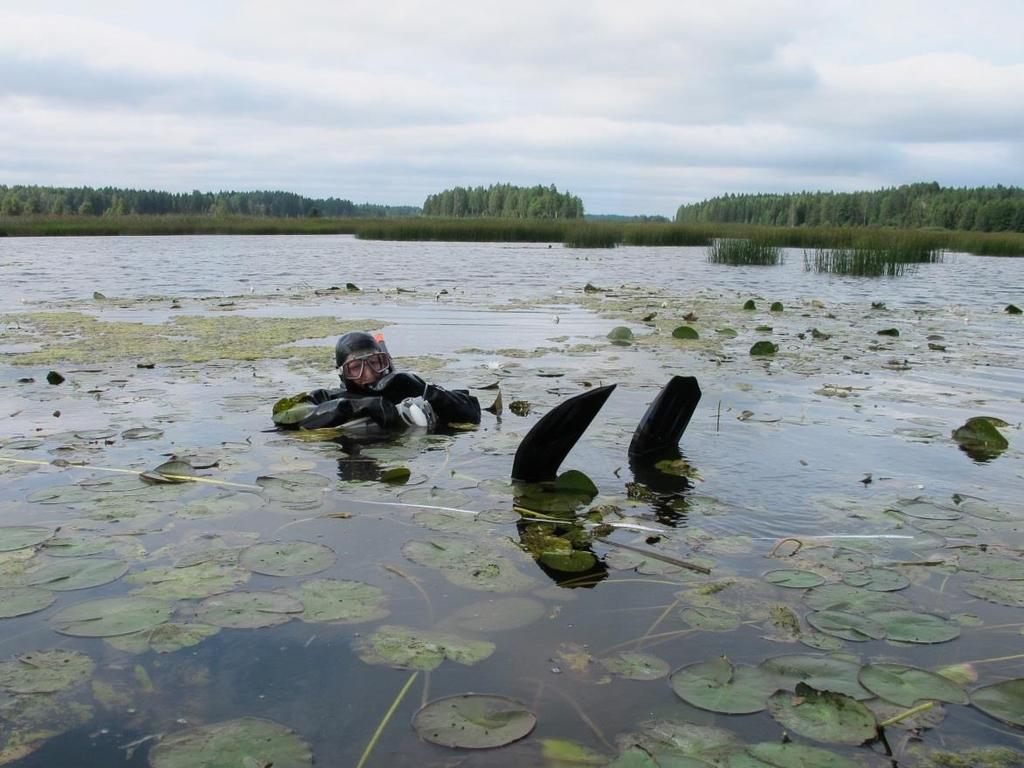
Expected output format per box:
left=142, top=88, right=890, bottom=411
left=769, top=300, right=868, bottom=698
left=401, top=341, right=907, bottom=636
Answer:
left=1, top=215, right=1022, bottom=256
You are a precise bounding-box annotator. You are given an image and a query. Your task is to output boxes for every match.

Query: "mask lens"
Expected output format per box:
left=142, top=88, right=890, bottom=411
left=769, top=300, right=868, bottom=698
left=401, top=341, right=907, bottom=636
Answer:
left=341, top=352, right=390, bottom=379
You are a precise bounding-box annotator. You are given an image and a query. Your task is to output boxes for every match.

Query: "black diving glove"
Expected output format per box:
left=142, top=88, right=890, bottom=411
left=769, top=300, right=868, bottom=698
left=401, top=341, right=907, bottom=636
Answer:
left=372, top=372, right=428, bottom=401
left=349, top=396, right=403, bottom=429
left=298, top=398, right=356, bottom=429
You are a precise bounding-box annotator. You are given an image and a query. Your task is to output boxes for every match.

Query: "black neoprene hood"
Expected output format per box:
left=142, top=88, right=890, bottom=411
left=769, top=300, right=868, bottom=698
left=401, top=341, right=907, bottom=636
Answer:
left=334, top=332, right=384, bottom=369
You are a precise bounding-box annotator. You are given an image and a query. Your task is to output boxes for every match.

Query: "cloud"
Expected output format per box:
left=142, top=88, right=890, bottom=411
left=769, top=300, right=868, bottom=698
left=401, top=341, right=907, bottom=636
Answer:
left=2, top=2, right=1023, bottom=214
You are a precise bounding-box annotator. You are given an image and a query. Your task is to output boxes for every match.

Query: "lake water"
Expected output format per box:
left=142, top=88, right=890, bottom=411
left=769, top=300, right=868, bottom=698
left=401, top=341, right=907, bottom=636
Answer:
left=1, top=235, right=1023, bottom=767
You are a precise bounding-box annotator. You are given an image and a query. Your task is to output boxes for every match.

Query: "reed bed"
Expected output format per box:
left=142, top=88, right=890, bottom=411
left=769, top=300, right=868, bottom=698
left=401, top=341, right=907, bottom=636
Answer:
left=804, top=245, right=945, bottom=277
left=707, top=238, right=784, bottom=265
left=2, top=214, right=1023, bottom=257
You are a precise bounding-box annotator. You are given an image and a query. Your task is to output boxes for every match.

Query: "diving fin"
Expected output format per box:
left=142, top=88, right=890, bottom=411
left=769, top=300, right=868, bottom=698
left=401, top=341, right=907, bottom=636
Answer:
left=511, top=384, right=616, bottom=482
left=628, top=376, right=701, bottom=459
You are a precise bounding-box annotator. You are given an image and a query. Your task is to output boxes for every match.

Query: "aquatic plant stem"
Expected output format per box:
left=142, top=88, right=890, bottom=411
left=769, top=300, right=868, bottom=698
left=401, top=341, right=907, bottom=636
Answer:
left=878, top=701, right=934, bottom=728
left=0, top=455, right=260, bottom=490
left=527, top=678, right=613, bottom=752
left=961, top=651, right=1024, bottom=666
left=355, top=670, right=419, bottom=768
left=595, top=538, right=711, bottom=574
left=639, top=598, right=681, bottom=643
left=382, top=564, right=435, bottom=624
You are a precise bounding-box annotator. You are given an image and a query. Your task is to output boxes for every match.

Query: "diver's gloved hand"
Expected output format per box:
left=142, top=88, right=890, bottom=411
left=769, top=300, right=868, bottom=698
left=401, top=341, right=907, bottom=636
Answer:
left=306, top=388, right=339, bottom=405
left=349, top=396, right=403, bottom=429
left=372, top=372, right=427, bottom=401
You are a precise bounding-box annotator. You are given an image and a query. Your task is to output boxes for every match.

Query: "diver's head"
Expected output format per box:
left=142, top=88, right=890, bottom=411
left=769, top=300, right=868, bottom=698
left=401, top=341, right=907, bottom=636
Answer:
left=335, top=332, right=392, bottom=390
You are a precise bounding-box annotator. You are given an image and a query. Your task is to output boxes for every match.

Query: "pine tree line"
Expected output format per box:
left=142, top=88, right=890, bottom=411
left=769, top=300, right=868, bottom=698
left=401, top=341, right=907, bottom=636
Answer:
left=0, top=185, right=420, bottom=218
left=675, top=182, right=1024, bottom=232
left=422, top=183, right=584, bottom=219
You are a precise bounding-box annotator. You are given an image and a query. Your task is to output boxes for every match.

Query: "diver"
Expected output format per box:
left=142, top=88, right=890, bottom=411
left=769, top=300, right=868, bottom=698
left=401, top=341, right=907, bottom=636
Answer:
left=272, top=331, right=481, bottom=432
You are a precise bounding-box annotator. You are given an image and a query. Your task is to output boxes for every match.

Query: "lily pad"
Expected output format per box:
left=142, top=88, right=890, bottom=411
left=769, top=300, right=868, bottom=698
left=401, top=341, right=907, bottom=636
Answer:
left=759, top=654, right=872, bottom=700
left=767, top=683, right=876, bottom=744
left=148, top=717, right=313, bottom=768
left=952, top=416, right=1009, bottom=457
left=890, top=498, right=961, bottom=520
left=144, top=459, right=197, bottom=484
left=0, top=650, right=94, bottom=694
left=806, top=610, right=885, bottom=642
left=804, top=583, right=910, bottom=614
left=614, top=720, right=741, bottom=765
left=541, top=739, right=607, bottom=766
left=452, top=597, right=546, bottom=632
left=355, top=624, right=495, bottom=671
left=50, top=596, right=172, bottom=637
left=122, top=427, right=164, bottom=440
left=286, top=579, right=388, bottom=624
left=126, top=563, right=250, bottom=599
left=600, top=652, right=671, bottom=681
left=0, top=526, right=54, bottom=552
left=716, top=327, right=738, bottom=338
left=954, top=496, right=1014, bottom=522
left=607, top=326, right=634, bottom=343
left=0, top=587, right=56, bottom=618
left=197, top=591, right=304, bottom=629
left=730, top=742, right=860, bottom=768
left=858, top=663, right=968, bottom=707
left=672, top=326, right=699, bottom=340
left=957, top=552, right=1024, bottom=581
left=239, top=541, right=336, bottom=577
left=670, top=656, right=778, bottom=713
left=413, top=694, right=536, bottom=749
left=841, top=568, right=909, bottom=592
left=750, top=341, right=778, bottom=356
left=869, top=610, right=961, bottom=644
left=964, top=579, right=1024, bottom=607
left=22, top=558, right=129, bottom=591
left=106, top=622, right=221, bottom=654
left=764, top=569, right=825, bottom=588
left=970, top=679, right=1024, bottom=726
left=402, top=538, right=534, bottom=593
left=680, top=605, right=741, bottom=631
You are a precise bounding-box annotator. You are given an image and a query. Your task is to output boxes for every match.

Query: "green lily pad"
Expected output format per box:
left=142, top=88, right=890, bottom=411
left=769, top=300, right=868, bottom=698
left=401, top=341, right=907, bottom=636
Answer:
left=286, top=579, right=388, bottom=624
left=380, top=466, right=411, bottom=484
left=273, top=401, right=318, bottom=427
left=22, top=558, right=129, bottom=591
left=614, top=720, right=741, bottom=766
left=670, top=656, right=778, bottom=713
left=970, top=679, right=1024, bottom=726
left=144, top=459, right=197, bottom=484
left=890, top=498, right=961, bottom=520
left=0, top=526, right=54, bottom=552
left=106, top=622, right=221, bottom=654
left=680, top=605, right=741, bottom=631
left=402, top=538, right=534, bottom=593
left=239, top=540, right=336, bottom=577
left=0, top=650, right=95, bottom=693
left=607, top=326, right=634, bottom=343
left=600, top=652, right=670, bottom=681
left=804, top=583, right=910, bottom=614
left=255, top=475, right=325, bottom=509
left=126, top=563, right=250, bottom=599
left=869, top=610, right=961, bottom=644
left=964, top=579, right=1024, bottom=607
left=954, top=497, right=1014, bottom=522
left=541, top=738, right=606, bottom=766
left=539, top=550, right=597, bottom=573
left=356, top=624, right=495, bottom=671
left=122, top=427, right=164, bottom=440
left=413, top=694, right=536, bottom=749
left=767, top=683, right=876, bottom=744
left=716, top=327, right=738, bottom=338
left=842, top=568, right=909, bottom=592
left=877, top=328, right=900, bottom=336
left=399, top=487, right=474, bottom=508
left=858, top=663, right=968, bottom=707
left=729, top=742, right=860, bottom=768
left=50, top=596, right=173, bottom=637
left=952, top=417, right=1009, bottom=457
left=750, top=341, right=778, bottom=356
left=764, top=569, right=825, bottom=588
left=175, top=494, right=257, bottom=520
left=197, top=591, right=304, bottom=629
left=148, top=717, right=313, bottom=768
left=957, top=553, right=1024, bottom=581
left=806, top=610, right=885, bottom=641
left=743, top=300, right=756, bottom=310
left=672, top=326, right=699, bottom=340
left=452, top=597, right=545, bottom=632
left=759, top=654, right=872, bottom=700
left=0, top=587, right=56, bottom=618
left=41, top=534, right=119, bottom=558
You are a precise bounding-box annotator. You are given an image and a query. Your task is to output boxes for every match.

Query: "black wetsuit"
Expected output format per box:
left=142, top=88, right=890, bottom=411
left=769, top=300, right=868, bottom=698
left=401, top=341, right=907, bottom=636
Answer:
left=284, top=371, right=481, bottom=431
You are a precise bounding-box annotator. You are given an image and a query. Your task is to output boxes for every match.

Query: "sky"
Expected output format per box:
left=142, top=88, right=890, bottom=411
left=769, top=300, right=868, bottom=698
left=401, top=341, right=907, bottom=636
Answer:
left=2, top=1, right=1023, bottom=215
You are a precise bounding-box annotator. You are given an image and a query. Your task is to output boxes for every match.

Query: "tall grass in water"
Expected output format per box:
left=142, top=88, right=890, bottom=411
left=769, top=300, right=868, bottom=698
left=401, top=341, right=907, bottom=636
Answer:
left=562, top=223, right=619, bottom=248
left=707, top=238, right=784, bottom=265
left=804, top=245, right=945, bottom=277
left=621, top=224, right=712, bottom=246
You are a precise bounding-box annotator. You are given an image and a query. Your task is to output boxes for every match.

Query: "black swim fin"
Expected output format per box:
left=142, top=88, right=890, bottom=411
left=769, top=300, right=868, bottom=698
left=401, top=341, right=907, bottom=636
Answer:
left=511, top=384, right=616, bottom=482
left=628, top=376, right=701, bottom=459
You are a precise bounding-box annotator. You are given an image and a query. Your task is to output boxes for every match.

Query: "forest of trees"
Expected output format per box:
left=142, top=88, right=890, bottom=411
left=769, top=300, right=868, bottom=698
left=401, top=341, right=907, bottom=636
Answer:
left=0, top=185, right=420, bottom=218
left=675, top=183, right=1024, bottom=232
left=422, top=184, right=584, bottom=219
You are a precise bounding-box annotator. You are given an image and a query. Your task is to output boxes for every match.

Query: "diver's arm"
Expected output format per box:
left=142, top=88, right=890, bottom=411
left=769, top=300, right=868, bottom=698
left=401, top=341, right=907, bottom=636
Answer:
left=307, top=387, right=344, bottom=404
left=375, top=372, right=481, bottom=426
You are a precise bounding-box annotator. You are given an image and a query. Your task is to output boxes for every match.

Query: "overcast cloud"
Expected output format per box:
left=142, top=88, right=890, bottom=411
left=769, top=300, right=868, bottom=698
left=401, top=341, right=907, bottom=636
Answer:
left=2, top=1, right=1022, bottom=214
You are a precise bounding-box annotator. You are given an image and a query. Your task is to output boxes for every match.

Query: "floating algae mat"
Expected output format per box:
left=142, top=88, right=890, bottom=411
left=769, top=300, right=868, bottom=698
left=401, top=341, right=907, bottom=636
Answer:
left=0, top=236, right=1023, bottom=766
